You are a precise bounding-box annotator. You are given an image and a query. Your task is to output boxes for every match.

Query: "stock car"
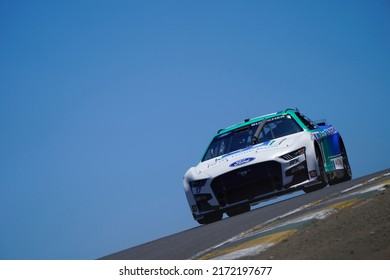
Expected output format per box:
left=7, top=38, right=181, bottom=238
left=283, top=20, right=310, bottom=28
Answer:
left=183, top=108, right=352, bottom=224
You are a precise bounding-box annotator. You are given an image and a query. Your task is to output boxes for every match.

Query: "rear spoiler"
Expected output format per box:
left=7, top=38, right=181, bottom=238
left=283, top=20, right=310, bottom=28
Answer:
left=315, top=119, right=328, bottom=126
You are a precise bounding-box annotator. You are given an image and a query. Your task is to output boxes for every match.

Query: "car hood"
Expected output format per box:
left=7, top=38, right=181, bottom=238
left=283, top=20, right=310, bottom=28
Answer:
left=193, top=132, right=306, bottom=176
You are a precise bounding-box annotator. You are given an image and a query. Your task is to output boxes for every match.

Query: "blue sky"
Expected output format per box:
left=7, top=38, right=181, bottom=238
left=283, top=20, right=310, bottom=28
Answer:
left=1, top=0, right=389, bottom=259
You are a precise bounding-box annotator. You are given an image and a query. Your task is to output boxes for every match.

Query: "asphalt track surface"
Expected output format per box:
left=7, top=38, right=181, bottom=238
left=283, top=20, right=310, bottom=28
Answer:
left=100, top=168, right=390, bottom=260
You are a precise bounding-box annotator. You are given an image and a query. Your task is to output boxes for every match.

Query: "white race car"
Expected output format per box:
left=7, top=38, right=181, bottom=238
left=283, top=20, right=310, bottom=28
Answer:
left=183, top=108, right=352, bottom=224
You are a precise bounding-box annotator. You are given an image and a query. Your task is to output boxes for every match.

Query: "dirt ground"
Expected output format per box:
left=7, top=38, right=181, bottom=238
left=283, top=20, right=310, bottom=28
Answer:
left=253, top=185, right=390, bottom=260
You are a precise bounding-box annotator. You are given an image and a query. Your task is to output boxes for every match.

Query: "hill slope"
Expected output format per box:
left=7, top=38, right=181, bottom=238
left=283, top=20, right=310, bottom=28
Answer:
left=253, top=181, right=390, bottom=259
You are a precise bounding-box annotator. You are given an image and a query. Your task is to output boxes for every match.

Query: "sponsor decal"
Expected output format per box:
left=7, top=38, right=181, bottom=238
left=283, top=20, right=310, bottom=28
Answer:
left=229, top=157, right=256, bottom=167
left=250, top=115, right=289, bottom=127
left=331, top=156, right=344, bottom=170
left=254, top=140, right=277, bottom=151
left=311, top=126, right=338, bottom=140
left=220, top=139, right=277, bottom=160
left=221, top=146, right=255, bottom=159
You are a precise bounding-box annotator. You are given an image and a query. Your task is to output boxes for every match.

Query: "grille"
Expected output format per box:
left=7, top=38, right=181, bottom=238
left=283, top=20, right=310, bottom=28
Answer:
left=211, top=161, right=282, bottom=206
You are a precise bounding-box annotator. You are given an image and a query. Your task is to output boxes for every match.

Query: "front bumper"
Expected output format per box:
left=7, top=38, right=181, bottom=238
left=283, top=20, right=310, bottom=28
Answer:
left=190, top=155, right=310, bottom=215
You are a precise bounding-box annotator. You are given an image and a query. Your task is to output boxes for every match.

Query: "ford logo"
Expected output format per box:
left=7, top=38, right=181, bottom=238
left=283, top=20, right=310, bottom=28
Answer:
left=229, top=157, right=256, bottom=167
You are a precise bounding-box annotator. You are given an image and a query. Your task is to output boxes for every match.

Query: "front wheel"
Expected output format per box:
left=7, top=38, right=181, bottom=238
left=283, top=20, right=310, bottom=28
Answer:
left=329, top=140, right=352, bottom=185
left=302, top=148, right=328, bottom=193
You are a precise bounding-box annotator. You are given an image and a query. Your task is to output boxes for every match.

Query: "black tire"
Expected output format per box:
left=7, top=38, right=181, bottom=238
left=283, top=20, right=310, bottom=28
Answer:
left=341, top=145, right=352, bottom=181
left=196, top=212, right=223, bottom=224
left=302, top=147, right=328, bottom=193
left=226, top=204, right=251, bottom=217
left=329, top=139, right=352, bottom=185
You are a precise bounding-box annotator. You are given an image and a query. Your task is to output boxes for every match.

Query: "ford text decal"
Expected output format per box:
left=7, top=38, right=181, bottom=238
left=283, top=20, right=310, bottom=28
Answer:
left=229, top=157, right=256, bottom=167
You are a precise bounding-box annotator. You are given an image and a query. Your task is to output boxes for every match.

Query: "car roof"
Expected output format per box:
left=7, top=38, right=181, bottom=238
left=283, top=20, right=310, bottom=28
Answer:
left=216, top=108, right=300, bottom=135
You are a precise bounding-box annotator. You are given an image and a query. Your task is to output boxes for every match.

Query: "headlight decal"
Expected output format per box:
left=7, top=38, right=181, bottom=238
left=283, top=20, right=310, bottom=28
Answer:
left=280, top=147, right=306, bottom=161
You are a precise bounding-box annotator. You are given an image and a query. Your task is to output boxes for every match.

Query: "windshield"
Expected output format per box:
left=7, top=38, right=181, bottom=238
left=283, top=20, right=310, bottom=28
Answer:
left=202, top=115, right=303, bottom=161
